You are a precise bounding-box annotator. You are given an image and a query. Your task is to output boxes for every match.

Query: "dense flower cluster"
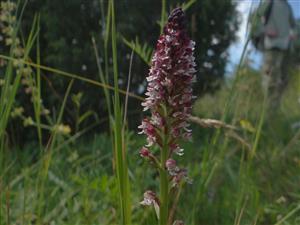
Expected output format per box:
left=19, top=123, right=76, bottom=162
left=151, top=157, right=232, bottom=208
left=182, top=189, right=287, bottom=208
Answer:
left=139, top=7, right=196, bottom=224
left=139, top=7, right=196, bottom=156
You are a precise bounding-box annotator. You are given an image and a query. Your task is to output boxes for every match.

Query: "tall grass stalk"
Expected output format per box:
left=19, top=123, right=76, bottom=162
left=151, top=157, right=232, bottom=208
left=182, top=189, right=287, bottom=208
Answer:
left=227, top=5, right=267, bottom=220
left=92, top=37, right=112, bottom=121
left=94, top=0, right=113, bottom=121
left=33, top=17, right=42, bottom=149
left=0, top=1, right=36, bottom=222
left=111, top=0, right=131, bottom=224
left=191, top=16, right=253, bottom=221
left=92, top=0, right=114, bottom=165
left=274, top=204, right=300, bottom=225
left=122, top=50, right=134, bottom=131
left=0, top=0, right=28, bottom=139
left=0, top=55, right=144, bottom=101
left=160, top=0, right=166, bottom=34
left=35, top=79, right=74, bottom=223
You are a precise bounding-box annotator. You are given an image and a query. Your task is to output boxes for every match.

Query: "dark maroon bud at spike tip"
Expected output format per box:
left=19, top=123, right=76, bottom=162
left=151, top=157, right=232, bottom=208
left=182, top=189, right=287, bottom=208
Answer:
left=168, top=7, right=184, bottom=22
left=168, top=7, right=186, bottom=29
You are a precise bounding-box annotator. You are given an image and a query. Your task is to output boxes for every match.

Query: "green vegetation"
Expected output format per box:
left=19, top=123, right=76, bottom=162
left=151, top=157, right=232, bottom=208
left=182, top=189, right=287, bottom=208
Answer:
left=0, top=1, right=300, bottom=225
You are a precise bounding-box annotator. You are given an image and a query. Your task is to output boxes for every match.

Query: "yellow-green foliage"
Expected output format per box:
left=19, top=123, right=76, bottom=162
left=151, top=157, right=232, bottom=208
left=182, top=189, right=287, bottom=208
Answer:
left=281, top=70, right=300, bottom=118
left=194, top=67, right=300, bottom=123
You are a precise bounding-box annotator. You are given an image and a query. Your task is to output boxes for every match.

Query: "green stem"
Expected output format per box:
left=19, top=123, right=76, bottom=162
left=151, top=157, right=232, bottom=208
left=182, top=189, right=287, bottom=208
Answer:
left=160, top=139, right=169, bottom=225
left=160, top=0, right=166, bottom=34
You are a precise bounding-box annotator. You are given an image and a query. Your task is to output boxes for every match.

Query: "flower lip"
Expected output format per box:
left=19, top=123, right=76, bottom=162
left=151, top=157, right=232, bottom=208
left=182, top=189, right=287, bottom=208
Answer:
left=165, top=158, right=177, bottom=169
left=139, top=147, right=150, bottom=158
left=173, top=220, right=185, bottom=225
left=140, top=190, right=159, bottom=206
left=166, top=158, right=180, bottom=176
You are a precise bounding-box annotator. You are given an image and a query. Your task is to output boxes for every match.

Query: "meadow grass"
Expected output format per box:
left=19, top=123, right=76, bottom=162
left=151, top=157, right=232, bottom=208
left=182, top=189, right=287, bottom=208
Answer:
left=0, top=1, right=300, bottom=225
